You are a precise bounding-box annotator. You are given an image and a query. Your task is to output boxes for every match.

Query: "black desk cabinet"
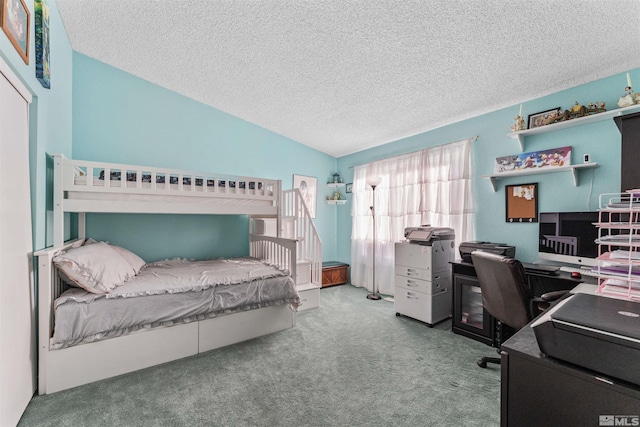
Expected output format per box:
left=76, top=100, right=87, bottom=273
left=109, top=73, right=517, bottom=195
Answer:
left=501, top=325, right=640, bottom=427
left=450, top=261, right=588, bottom=347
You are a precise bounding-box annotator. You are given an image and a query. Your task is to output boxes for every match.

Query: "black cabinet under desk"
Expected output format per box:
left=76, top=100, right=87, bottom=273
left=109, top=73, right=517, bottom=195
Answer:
left=450, top=261, right=594, bottom=347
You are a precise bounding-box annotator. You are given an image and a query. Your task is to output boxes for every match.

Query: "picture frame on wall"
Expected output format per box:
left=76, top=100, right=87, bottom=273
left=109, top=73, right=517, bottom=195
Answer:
left=35, top=0, right=50, bottom=88
left=505, top=183, right=538, bottom=223
left=293, top=174, right=317, bottom=218
left=345, top=183, right=353, bottom=193
left=1, top=0, right=30, bottom=65
left=527, top=107, right=562, bottom=129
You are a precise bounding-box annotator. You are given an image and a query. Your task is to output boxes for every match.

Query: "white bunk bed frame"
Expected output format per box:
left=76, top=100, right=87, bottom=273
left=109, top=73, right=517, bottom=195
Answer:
left=35, top=154, right=300, bottom=394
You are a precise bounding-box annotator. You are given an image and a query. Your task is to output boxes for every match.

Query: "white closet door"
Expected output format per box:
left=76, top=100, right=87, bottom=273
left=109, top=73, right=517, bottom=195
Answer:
left=0, top=66, right=35, bottom=426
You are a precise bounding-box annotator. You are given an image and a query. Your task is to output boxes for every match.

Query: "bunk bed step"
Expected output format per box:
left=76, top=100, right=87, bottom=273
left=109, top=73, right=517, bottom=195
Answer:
left=296, top=282, right=321, bottom=313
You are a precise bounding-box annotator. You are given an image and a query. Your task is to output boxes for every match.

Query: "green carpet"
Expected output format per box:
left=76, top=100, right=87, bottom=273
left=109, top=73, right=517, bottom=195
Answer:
left=18, top=285, right=500, bottom=426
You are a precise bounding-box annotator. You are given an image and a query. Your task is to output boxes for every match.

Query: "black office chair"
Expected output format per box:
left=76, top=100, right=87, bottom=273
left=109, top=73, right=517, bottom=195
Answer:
left=470, top=251, right=566, bottom=368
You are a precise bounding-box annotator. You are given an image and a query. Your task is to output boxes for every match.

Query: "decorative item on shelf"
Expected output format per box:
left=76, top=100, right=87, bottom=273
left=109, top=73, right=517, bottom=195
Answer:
left=331, top=173, right=343, bottom=184
left=527, top=107, right=562, bottom=129
left=510, top=104, right=526, bottom=132
left=586, top=102, right=606, bottom=115
left=494, top=146, right=571, bottom=174
left=333, top=190, right=342, bottom=200
left=618, top=72, right=636, bottom=108
left=563, top=102, right=587, bottom=121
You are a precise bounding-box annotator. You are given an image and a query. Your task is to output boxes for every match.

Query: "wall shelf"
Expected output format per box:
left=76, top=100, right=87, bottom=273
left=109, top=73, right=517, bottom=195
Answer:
left=327, top=183, right=345, bottom=188
left=482, top=163, right=598, bottom=192
left=326, top=200, right=347, bottom=205
left=507, top=104, right=640, bottom=151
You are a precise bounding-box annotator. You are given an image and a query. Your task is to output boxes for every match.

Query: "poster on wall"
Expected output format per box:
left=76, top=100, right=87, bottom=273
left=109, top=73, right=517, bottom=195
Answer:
left=494, top=146, right=571, bottom=174
left=35, top=0, right=50, bottom=89
left=293, top=174, right=317, bottom=218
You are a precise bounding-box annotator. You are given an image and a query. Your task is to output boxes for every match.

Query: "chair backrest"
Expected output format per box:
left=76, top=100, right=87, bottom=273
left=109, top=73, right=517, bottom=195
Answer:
left=471, top=251, right=533, bottom=330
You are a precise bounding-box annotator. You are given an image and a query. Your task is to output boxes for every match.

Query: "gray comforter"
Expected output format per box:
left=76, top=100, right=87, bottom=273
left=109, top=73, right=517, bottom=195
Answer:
left=52, top=257, right=299, bottom=350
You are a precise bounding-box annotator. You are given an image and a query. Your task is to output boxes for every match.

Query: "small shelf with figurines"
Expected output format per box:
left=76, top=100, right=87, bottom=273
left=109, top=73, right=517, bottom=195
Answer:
left=326, top=189, right=346, bottom=204
left=328, top=173, right=345, bottom=187
left=594, top=191, right=640, bottom=301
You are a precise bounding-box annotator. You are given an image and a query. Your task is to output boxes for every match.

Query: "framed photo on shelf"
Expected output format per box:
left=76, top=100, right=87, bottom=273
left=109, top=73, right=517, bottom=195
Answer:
left=1, top=0, right=30, bottom=64
left=505, top=183, right=538, bottom=223
left=293, top=174, right=317, bottom=218
left=527, top=107, right=561, bottom=129
left=345, top=183, right=353, bottom=193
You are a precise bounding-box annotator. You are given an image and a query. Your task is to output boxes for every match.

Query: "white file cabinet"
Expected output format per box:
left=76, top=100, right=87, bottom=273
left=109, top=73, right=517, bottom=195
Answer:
left=394, top=241, right=454, bottom=326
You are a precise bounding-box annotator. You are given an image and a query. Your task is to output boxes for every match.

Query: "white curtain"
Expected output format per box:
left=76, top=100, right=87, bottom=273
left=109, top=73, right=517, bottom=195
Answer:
left=350, top=139, right=475, bottom=296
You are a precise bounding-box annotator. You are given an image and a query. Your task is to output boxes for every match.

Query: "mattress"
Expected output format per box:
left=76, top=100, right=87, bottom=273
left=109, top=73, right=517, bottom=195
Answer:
left=51, top=257, right=298, bottom=350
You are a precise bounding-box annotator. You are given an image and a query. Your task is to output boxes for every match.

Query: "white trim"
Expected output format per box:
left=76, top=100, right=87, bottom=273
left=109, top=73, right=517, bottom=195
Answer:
left=0, top=56, right=32, bottom=103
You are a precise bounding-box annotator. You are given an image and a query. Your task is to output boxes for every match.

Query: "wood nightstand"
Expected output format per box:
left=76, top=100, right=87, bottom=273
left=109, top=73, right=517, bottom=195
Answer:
left=321, top=262, right=349, bottom=288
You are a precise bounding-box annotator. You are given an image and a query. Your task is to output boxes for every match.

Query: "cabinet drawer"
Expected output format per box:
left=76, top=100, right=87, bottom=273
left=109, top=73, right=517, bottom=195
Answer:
left=395, top=274, right=450, bottom=294
left=395, top=265, right=428, bottom=280
left=394, top=288, right=452, bottom=325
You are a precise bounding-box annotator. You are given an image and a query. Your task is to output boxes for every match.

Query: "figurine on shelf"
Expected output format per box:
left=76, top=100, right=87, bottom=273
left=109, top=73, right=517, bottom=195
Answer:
left=618, top=74, right=635, bottom=107
left=510, top=115, right=526, bottom=132
left=618, top=88, right=635, bottom=108
left=333, top=191, right=342, bottom=200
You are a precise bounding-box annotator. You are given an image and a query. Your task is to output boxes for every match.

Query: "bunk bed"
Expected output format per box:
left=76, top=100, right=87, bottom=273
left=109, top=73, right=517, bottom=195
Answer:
left=35, top=154, right=304, bottom=394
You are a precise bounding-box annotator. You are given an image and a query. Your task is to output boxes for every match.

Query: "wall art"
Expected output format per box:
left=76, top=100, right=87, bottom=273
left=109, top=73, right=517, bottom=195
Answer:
left=35, top=0, right=50, bottom=88
left=1, top=0, right=30, bottom=64
left=494, top=146, right=571, bottom=174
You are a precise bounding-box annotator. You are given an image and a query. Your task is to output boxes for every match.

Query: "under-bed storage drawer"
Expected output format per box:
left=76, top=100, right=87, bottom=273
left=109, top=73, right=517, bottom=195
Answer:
left=199, top=305, right=295, bottom=353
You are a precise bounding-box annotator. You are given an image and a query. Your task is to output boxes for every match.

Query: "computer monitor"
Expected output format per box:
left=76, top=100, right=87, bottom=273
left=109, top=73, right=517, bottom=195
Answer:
left=538, top=211, right=599, bottom=267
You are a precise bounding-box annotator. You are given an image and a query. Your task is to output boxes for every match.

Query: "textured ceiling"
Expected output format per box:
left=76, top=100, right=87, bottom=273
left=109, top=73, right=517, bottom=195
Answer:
left=57, top=0, right=640, bottom=157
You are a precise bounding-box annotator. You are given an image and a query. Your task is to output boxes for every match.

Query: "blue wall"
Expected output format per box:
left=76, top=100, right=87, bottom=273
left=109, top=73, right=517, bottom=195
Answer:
left=336, top=69, right=639, bottom=264
left=2, top=0, right=636, bottom=268
left=0, top=0, right=73, bottom=250
left=72, top=53, right=338, bottom=262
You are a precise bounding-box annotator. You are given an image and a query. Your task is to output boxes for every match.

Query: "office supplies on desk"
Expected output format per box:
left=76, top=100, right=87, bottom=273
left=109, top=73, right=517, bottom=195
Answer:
left=532, top=293, right=640, bottom=386
left=459, top=241, right=516, bottom=263
left=558, top=265, right=600, bottom=278
left=521, top=262, right=559, bottom=276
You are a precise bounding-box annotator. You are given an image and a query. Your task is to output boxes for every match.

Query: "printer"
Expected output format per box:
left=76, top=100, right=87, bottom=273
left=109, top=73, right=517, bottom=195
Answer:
left=532, top=293, right=640, bottom=386
left=404, top=225, right=455, bottom=245
left=459, top=241, right=516, bottom=263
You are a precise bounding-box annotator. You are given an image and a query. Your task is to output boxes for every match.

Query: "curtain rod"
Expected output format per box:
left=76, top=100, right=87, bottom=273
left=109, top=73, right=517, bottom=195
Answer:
left=346, top=135, right=478, bottom=169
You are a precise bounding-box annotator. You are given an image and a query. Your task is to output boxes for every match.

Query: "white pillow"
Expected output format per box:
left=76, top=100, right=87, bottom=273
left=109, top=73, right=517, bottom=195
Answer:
left=110, top=245, right=146, bottom=274
left=53, top=242, right=137, bottom=294
left=83, top=238, right=146, bottom=274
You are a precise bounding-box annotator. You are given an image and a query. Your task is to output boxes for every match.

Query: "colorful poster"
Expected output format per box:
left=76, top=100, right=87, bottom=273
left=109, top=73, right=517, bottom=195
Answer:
left=494, top=146, right=571, bottom=174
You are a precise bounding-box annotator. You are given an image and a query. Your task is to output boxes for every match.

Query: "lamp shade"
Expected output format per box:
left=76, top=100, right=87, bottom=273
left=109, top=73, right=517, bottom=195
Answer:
left=366, top=176, right=382, bottom=188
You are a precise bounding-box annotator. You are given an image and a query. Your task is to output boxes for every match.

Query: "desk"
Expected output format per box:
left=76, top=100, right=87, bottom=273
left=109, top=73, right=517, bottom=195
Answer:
left=501, top=320, right=640, bottom=427
left=450, top=261, right=595, bottom=346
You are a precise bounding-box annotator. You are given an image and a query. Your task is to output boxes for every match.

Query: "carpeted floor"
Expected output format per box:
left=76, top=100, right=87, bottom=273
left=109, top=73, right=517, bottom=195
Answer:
left=18, top=285, right=500, bottom=427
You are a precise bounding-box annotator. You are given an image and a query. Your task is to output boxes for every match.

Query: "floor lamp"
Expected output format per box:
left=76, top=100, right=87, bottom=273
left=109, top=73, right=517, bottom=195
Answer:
left=366, top=176, right=382, bottom=300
